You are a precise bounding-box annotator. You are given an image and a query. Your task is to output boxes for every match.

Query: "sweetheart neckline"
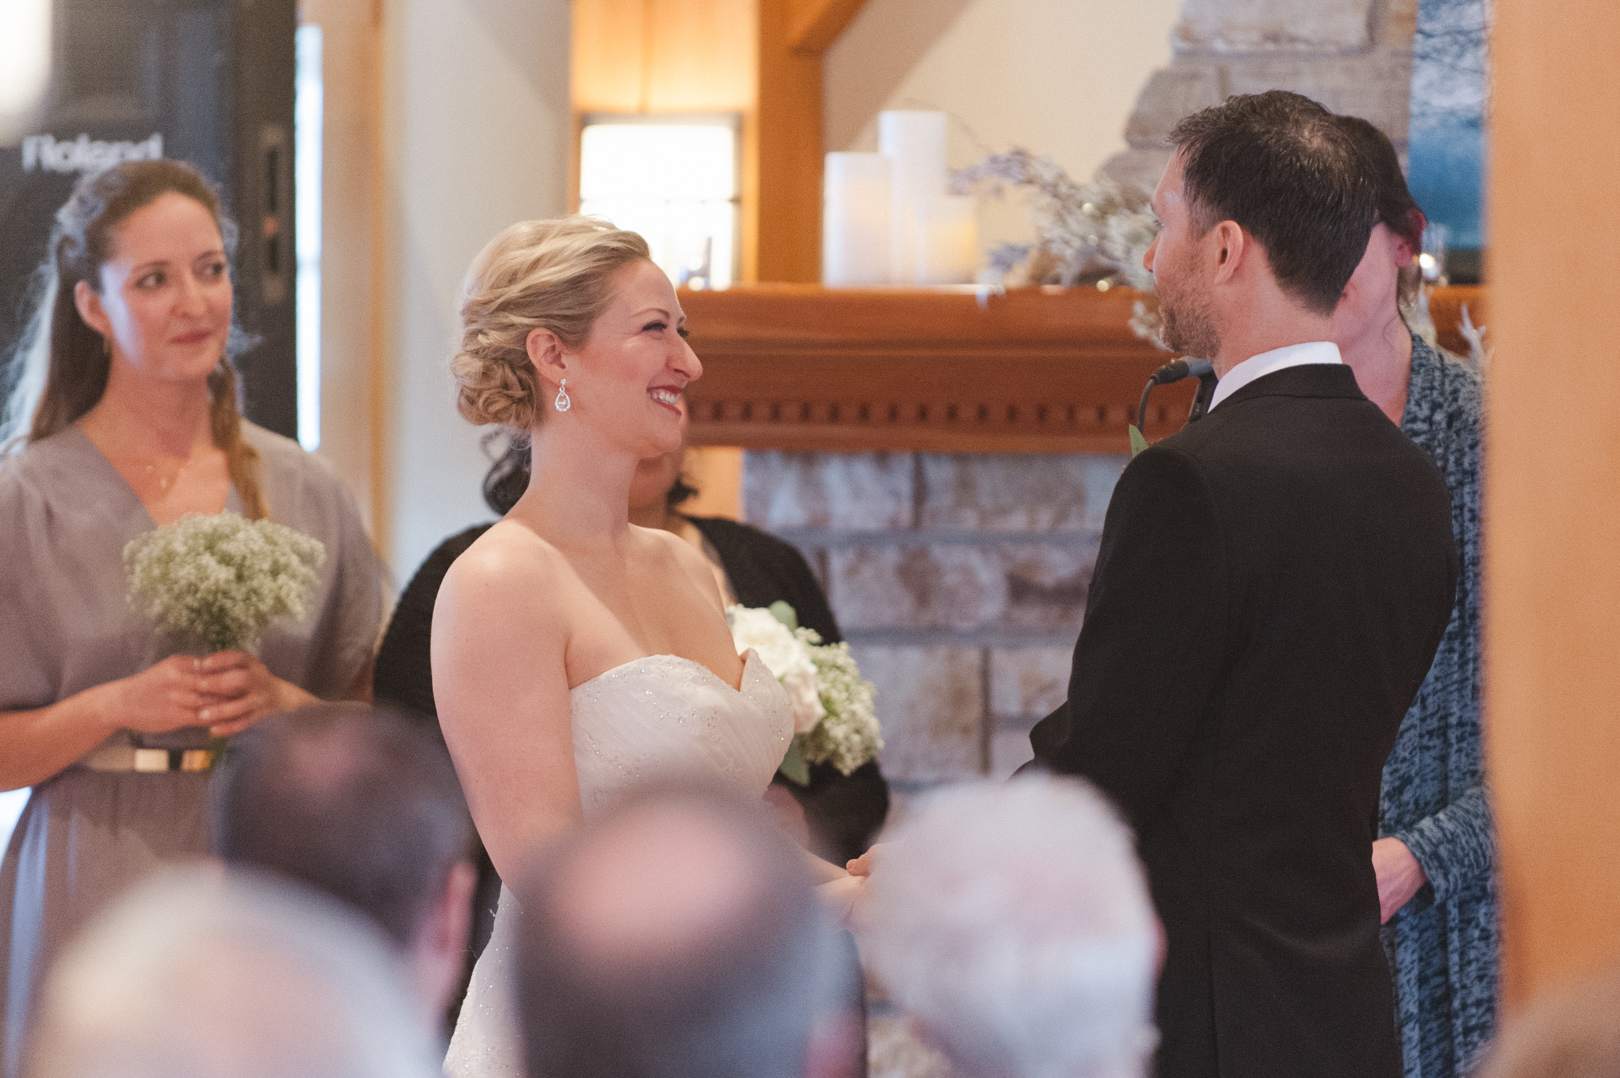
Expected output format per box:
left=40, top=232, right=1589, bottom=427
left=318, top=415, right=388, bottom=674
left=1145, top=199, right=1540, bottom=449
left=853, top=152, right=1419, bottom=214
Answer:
left=570, top=650, right=759, bottom=696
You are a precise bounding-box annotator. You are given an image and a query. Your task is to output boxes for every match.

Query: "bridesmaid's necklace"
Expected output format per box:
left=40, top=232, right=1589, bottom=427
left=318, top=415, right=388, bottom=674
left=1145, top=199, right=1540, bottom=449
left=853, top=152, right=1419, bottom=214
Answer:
left=111, top=453, right=192, bottom=492
left=143, top=458, right=186, bottom=491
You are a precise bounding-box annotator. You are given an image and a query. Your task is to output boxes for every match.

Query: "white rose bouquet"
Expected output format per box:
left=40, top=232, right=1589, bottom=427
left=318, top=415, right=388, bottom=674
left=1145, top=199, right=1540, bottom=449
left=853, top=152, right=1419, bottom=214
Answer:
left=124, top=510, right=326, bottom=655
left=727, top=601, right=883, bottom=784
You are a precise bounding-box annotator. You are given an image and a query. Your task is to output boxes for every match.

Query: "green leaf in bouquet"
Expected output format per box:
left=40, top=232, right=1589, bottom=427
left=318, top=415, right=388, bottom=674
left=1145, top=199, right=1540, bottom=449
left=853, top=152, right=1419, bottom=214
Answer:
left=777, top=737, right=810, bottom=785
left=768, top=600, right=799, bottom=631
left=1129, top=424, right=1149, bottom=457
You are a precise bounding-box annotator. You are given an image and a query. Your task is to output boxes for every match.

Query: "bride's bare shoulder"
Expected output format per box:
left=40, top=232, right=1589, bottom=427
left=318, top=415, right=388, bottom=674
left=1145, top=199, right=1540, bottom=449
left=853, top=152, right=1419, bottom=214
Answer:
left=634, top=523, right=726, bottom=606
left=438, top=519, right=569, bottom=616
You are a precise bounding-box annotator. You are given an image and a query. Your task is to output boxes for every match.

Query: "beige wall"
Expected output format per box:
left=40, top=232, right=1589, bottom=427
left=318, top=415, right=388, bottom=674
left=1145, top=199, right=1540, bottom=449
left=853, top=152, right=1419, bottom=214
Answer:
left=825, top=0, right=1184, bottom=249
left=379, top=0, right=571, bottom=581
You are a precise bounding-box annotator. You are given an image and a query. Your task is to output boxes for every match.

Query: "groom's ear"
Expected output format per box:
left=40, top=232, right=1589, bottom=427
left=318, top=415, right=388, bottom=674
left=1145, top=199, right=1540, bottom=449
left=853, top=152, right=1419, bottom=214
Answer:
left=525, top=326, right=568, bottom=391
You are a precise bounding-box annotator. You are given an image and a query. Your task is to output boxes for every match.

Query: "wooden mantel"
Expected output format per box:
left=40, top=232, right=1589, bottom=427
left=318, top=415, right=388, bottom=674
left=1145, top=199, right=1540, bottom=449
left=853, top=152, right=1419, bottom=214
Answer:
left=680, top=284, right=1486, bottom=454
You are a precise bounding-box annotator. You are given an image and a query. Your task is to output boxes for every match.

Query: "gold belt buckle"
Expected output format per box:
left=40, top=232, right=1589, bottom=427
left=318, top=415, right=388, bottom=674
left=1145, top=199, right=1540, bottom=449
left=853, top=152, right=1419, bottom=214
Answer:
left=129, top=748, right=214, bottom=772
left=131, top=748, right=169, bottom=773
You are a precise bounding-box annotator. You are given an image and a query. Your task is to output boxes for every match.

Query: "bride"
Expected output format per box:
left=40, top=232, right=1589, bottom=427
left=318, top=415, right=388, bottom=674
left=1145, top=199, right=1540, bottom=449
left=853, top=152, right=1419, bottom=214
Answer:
left=431, top=217, right=855, bottom=1074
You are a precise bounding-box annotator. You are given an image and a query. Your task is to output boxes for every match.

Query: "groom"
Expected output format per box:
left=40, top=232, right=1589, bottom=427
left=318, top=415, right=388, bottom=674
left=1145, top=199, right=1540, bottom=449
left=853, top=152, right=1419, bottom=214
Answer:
left=1027, top=92, right=1457, bottom=1078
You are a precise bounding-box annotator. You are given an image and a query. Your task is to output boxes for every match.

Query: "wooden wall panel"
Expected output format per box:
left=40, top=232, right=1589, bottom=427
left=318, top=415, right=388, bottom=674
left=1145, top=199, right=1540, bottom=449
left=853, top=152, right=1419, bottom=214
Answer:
left=1487, top=0, right=1620, bottom=1013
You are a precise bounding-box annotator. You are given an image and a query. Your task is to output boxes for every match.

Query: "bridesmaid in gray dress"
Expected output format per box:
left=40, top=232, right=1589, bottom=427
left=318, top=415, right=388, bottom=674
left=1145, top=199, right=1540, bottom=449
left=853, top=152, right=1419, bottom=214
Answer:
left=0, top=160, right=381, bottom=1078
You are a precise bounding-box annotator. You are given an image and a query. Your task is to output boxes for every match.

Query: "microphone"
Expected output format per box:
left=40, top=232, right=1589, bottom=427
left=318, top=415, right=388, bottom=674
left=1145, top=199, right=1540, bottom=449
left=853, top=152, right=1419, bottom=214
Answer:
left=1136, top=358, right=1219, bottom=436
left=1147, top=358, right=1213, bottom=386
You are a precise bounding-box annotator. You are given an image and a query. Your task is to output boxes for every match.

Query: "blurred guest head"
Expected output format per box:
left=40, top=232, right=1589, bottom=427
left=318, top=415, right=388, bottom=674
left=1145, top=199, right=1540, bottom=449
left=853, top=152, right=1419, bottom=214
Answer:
left=1473, top=963, right=1620, bottom=1078
left=1145, top=90, right=1378, bottom=361
left=27, top=865, right=441, bottom=1078
left=515, top=782, right=854, bottom=1078
left=211, top=702, right=476, bottom=1015
left=860, top=776, right=1159, bottom=1078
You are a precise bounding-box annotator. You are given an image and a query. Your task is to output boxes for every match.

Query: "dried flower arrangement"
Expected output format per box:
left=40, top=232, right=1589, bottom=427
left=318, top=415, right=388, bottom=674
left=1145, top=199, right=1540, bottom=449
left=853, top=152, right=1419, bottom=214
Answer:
left=950, top=148, right=1167, bottom=345
left=950, top=149, right=1159, bottom=291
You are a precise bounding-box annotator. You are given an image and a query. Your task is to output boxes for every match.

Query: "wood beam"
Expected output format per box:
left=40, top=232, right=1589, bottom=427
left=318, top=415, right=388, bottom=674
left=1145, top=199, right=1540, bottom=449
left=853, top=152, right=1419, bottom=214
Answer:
left=755, top=0, right=822, bottom=281
left=787, top=0, right=868, bottom=53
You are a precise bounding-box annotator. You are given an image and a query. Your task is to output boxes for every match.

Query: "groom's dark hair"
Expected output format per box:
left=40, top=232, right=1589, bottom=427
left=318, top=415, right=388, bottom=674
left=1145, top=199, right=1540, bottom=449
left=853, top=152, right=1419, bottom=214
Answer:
left=514, top=782, right=852, bottom=1078
left=1170, top=90, right=1380, bottom=316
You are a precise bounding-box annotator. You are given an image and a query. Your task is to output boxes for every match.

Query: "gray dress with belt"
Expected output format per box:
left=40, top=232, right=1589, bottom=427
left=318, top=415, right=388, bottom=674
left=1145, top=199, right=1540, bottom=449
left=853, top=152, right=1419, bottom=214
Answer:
left=0, top=423, right=382, bottom=1078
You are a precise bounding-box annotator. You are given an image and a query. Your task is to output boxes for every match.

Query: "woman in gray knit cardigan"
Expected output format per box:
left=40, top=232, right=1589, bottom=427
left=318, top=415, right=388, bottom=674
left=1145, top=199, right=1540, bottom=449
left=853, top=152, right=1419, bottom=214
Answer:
left=1333, top=117, right=1494, bottom=1078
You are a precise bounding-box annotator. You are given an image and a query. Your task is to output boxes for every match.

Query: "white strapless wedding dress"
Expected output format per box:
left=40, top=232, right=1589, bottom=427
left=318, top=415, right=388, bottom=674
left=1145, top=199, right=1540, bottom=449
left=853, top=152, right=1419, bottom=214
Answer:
left=444, top=649, right=793, bottom=1077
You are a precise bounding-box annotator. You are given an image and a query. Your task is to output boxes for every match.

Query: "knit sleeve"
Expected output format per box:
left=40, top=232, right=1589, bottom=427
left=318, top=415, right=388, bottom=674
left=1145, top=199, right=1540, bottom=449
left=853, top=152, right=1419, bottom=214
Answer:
left=1396, top=783, right=1493, bottom=902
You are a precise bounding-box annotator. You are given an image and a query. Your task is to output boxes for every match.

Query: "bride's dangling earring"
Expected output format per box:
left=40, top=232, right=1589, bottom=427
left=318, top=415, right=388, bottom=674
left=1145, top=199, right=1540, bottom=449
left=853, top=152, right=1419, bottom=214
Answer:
left=554, top=378, right=571, bottom=413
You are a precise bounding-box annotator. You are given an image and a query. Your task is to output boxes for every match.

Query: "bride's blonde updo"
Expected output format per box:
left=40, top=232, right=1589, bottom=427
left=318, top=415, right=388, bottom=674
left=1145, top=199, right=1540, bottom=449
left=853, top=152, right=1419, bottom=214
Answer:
left=452, top=216, right=651, bottom=431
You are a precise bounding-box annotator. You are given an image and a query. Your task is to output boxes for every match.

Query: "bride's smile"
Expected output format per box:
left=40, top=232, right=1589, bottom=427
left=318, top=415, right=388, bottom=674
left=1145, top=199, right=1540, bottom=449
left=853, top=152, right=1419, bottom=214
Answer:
left=527, top=257, right=702, bottom=459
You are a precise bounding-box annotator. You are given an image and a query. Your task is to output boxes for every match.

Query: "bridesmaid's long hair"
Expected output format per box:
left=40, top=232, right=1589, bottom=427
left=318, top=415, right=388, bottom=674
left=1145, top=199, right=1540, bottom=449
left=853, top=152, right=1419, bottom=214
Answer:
left=0, top=159, right=266, bottom=519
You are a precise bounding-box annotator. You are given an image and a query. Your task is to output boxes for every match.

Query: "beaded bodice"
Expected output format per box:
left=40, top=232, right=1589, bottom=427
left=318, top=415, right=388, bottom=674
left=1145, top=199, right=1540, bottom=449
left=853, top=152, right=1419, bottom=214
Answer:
left=569, top=649, right=792, bottom=813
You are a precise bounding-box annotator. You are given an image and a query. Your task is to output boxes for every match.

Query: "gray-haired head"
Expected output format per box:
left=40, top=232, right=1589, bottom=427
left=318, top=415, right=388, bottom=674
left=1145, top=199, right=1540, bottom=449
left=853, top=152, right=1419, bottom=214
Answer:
left=27, top=865, right=442, bottom=1078
left=860, top=775, right=1159, bottom=1078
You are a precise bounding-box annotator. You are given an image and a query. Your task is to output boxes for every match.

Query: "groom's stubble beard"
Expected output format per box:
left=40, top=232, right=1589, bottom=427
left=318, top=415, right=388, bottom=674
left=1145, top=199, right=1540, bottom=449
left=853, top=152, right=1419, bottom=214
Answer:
left=1157, top=247, right=1221, bottom=362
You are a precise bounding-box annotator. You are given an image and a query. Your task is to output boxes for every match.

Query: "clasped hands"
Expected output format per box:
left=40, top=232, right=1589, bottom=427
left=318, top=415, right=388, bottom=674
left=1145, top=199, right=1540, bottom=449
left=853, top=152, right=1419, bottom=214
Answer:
left=813, top=845, right=883, bottom=926
left=112, top=651, right=316, bottom=738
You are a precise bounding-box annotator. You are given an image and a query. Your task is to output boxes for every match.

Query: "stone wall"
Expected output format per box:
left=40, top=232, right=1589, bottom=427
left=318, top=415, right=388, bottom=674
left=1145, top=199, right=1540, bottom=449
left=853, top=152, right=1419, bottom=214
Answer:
left=743, top=451, right=1129, bottom=798
left=1102, top=0, right=1419, bottom=192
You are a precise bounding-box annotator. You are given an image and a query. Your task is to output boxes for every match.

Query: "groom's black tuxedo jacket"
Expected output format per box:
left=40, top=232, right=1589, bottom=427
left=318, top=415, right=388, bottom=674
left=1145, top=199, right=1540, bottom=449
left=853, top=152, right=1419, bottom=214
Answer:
left=1029, top=363, right=1457, bottom=1078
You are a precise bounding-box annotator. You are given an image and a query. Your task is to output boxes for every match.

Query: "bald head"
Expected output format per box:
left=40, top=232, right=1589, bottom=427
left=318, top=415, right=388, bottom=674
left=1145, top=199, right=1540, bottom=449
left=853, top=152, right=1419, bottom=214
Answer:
left=551, top=799, right=771, bottom=970
left=517, top=784, right=846, bottom=1078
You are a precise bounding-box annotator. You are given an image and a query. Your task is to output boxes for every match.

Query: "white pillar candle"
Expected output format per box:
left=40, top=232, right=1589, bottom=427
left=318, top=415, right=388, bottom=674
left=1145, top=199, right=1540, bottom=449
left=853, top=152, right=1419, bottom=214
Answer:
left=878, top=110, right=948, bottom=284
left=822, top=152, right=891, bottom=286
left=914, top=194, right=978, bottom=285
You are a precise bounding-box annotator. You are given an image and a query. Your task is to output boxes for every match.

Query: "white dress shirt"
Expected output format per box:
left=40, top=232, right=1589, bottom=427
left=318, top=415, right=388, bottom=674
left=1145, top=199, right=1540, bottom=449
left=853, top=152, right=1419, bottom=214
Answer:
left=1208, top=341, right=1343, bottom=412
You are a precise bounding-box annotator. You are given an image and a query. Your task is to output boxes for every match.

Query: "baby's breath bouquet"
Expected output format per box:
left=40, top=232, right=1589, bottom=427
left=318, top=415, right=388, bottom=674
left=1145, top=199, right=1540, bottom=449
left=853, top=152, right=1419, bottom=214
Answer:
left=124, top=511, right=326, bottom=654
left=728, top=601, right=883, bottom=784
